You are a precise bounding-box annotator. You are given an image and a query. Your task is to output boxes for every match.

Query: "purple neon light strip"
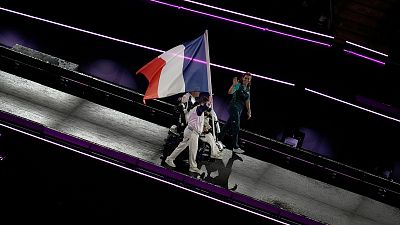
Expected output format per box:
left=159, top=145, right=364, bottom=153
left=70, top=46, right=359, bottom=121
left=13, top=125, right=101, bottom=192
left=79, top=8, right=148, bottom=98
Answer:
left=149, top=0, right=332, bottom=47
left=305, top=88, right=400, bottom=123
left=151, top=0, right=265, bottom=30
left=0, top=122, right=291, bottom=225
left=346, top=41, right=388, bottom=57
left=182, top=0, right=334, bottom=39
left=0, top=6, right=294, bottom=86
left=267, top=28, right=331, bottom=47
left=343, top=49, right=386, bottom=65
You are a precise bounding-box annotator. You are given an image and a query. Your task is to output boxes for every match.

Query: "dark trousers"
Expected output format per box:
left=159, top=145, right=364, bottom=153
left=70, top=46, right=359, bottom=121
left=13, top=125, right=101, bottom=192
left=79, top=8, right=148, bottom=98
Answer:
left=220, top=106, right=242, bottom=149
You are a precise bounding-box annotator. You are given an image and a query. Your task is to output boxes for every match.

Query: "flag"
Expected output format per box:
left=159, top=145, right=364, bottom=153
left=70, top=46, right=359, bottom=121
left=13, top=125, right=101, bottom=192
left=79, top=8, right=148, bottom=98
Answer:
left=136, top=31, right=212, bottom=101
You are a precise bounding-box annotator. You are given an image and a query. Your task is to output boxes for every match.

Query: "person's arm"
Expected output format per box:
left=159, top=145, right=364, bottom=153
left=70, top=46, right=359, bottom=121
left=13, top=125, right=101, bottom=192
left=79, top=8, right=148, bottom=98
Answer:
left=245, top=99, right=251, bottom=120
left=228, top=77, right=239, bottom=94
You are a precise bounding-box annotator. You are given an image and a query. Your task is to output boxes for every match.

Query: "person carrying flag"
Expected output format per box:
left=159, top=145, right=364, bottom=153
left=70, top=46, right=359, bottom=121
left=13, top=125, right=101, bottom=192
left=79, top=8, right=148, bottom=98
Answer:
left=164, top=95, right=212, bottom=173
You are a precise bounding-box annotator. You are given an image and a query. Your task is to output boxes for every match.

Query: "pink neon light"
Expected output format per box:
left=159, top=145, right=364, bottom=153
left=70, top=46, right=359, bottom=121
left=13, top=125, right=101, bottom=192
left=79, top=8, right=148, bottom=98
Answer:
left=343, top=49, right=385, bottom=65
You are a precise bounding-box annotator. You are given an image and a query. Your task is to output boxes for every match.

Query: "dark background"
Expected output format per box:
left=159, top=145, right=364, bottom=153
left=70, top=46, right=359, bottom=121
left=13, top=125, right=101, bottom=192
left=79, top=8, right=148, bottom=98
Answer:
left=1, top=0, right=400, bottom=179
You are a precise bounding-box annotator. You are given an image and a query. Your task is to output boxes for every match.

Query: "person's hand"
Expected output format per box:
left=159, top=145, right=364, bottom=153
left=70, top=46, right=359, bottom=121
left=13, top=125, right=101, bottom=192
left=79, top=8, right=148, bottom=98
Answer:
left=233, top=77, right=238, bottom=86
left=247, top=110, right=251, bottom=120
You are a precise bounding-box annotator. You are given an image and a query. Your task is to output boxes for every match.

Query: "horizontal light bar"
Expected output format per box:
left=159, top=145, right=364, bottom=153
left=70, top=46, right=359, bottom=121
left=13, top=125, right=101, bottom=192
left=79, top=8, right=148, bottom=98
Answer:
left=183, top=0, right=335, bottom=39
left=346, top=41, right=388, bottom=57
left=149, top=0, right=332, bottom=47
left=0, top=6, right=293, bottom=87
left=0, top=122, right=292, bottom=225
left=343, top=49, right=386, bottom=65
left=305, top=88, right=400, bottom=123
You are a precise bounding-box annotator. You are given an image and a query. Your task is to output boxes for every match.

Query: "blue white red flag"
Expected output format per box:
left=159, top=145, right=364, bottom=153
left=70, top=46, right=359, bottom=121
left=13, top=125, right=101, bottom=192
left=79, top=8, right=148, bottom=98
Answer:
left=136, top=31, right=212, bottom=101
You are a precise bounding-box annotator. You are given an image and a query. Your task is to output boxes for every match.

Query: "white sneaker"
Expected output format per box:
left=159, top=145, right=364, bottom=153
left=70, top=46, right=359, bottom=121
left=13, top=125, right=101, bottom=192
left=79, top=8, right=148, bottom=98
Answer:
left=233, top=147, right=245, bottom=154
left=165, top=157, right=176, bottom=168
left=189, top=167, right=201, bottom=173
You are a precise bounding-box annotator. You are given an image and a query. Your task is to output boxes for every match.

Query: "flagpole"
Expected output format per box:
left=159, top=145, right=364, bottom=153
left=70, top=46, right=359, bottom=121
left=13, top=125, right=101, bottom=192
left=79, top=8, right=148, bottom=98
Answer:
left=204, top=30, right=213, bottom=103
left=204, top=30, right=217, bottom=139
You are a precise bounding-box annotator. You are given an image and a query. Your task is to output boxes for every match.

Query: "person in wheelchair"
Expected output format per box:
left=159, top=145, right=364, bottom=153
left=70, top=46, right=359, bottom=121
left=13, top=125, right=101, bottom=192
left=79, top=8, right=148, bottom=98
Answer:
left=165, top=95, right=213, bottom=173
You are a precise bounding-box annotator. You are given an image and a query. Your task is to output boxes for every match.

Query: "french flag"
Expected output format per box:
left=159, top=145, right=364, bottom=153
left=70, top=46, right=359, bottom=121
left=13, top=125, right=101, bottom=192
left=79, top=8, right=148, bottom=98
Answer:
left=136, top=31, right=212, bottom=101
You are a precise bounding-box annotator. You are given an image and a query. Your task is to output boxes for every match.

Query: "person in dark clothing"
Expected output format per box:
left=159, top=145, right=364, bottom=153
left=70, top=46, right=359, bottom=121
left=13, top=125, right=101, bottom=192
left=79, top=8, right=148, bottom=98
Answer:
left=219, top=72, right=252, bottom=154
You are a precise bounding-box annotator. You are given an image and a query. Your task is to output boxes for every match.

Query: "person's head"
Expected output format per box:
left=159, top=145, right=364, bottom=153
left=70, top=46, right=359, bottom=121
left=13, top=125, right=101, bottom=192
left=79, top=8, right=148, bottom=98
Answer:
left=239, top=72, right=252, bottom=88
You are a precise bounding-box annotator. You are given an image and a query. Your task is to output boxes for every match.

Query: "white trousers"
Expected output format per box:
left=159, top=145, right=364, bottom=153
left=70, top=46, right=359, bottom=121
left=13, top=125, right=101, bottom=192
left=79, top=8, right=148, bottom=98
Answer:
left=168, top=127, right=199, bottom=169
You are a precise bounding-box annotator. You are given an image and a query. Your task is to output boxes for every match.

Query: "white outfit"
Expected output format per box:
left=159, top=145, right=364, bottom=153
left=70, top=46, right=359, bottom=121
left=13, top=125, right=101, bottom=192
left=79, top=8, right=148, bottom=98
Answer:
left=167, top=105, right=206, bottom=171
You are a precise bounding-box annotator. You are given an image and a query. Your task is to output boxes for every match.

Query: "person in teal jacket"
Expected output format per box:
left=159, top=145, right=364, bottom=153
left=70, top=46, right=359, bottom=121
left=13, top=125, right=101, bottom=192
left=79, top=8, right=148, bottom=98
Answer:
left=219, top=72, right=252, bottom=154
